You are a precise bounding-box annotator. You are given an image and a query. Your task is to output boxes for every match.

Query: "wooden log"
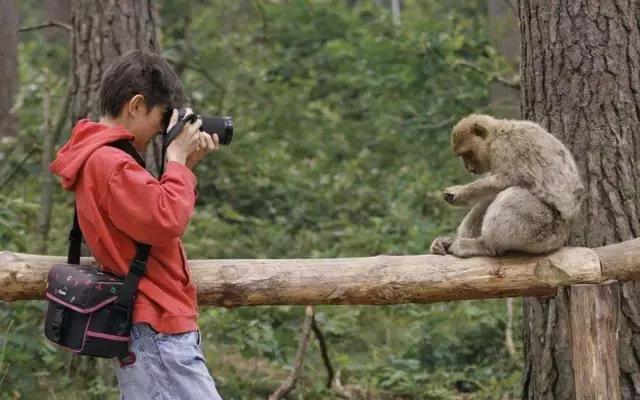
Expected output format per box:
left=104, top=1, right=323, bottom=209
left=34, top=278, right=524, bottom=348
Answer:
left=0, top=247, right=602, bottom=306
left=566, top=283, right=620, bottom=400
left=595, top=238, right=640, bottom=281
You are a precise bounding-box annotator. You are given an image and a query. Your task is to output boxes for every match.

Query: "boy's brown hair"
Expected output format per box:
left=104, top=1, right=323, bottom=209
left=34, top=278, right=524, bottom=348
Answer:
left=99, top=50, right=187, bottom=117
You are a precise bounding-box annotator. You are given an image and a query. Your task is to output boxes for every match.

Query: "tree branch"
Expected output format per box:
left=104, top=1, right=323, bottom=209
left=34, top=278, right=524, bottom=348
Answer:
left=52, top=82, right=72, bottom=145
left=0, top=146, right=39, bottom=190
left=268, top=306, right=314, bottom=400
left=183, top=63, right=227, bottom=94
left=311, top=315, right=334, bottom=388
left=0, top=80, right=68, bottom=194
left=454, top=60, right=520, bottom=89
left=19, top=20, right=72, bottom=33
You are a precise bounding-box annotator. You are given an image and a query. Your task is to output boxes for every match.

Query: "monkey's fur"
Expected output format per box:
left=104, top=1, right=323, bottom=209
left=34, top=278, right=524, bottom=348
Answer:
left=430, top=114, right=584, bottom=258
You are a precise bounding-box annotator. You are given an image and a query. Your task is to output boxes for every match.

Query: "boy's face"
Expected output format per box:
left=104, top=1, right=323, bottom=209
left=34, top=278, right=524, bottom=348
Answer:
left=124, top=94, right=167, bottom=145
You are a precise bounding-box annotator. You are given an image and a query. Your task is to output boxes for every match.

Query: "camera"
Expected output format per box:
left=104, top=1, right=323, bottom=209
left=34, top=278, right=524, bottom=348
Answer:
left=162, top=108, right=234, bottom=145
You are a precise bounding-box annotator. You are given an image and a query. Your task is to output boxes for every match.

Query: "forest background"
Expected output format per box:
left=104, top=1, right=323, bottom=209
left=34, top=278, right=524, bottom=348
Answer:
left=0, top=0, right=523, bottom=398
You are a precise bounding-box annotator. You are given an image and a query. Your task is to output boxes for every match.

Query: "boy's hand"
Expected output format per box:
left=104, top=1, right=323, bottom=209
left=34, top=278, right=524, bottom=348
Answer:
left=186, top=131, right=219, bottom=169
left=165, top=108, right=202, bottom=165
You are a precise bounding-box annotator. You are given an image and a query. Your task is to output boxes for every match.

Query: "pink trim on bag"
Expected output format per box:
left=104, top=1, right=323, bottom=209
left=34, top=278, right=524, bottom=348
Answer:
left=46, top=292, right=118, bottom=314
left=87, top=331, right=130, bottom=341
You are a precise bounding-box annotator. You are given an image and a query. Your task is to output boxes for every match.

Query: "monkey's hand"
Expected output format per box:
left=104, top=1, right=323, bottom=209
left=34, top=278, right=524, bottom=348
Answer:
left=443, top=185, right=468, bottom=206
left=429, top=236, right=454, bottom=255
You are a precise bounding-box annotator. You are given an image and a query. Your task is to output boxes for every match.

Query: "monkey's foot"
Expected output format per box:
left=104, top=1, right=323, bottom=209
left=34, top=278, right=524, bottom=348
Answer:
left=448, top=238, right=498, bottom=258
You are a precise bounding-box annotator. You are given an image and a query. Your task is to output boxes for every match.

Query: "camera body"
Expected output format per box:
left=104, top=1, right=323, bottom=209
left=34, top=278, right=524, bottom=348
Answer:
left=162, top=108, right=234, bottom=145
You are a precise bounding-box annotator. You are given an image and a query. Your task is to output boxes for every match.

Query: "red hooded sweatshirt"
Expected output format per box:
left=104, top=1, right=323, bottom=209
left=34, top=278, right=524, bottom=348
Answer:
left=50, top=119, right=198, bottom=334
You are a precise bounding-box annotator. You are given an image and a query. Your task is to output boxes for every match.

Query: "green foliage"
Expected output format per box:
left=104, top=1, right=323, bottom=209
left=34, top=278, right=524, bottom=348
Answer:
left=0, top=0, right=523, bottom=399
left=176, top=0, right=490, bottom=261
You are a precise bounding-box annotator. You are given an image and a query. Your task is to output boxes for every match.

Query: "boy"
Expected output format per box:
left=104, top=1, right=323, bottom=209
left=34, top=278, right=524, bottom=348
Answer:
left=50, top=50, right=224, bottom=399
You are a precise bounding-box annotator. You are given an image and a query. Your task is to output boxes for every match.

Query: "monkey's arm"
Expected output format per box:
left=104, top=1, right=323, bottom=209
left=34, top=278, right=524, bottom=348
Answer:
left=429, top=200, right=492, bottom=255
left=444, top=174, right=512, bottom=206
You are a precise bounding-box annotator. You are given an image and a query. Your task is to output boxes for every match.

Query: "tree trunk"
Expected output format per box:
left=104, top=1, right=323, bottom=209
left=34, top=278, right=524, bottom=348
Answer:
left=390, top=0, right=401, bottom=25
left=38, top=73, right=71, bottom=255
left=70, top=0, right=160, bottom=123
left=565, top=282, right=620, bottom=399
left=488, top=0, right=520, bottom=118
left=70, top=0, right=163, bottom=173
left=519, top=1, right=640, bottom=398
left=38, top=71, right=55, bottom=255
left=0, top=0, right=19, bottom=139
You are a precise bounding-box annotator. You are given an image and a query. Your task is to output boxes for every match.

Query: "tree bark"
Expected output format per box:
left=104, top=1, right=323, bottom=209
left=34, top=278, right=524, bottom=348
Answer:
left=519, top=1, right=640, bottom=398
left=70, top=0, right=163, bottom=173
left=70, top=0, right=160, bottom=123
left=566, top=282, right=620, bottom=399
left=0, top=0, right=19, bottom=139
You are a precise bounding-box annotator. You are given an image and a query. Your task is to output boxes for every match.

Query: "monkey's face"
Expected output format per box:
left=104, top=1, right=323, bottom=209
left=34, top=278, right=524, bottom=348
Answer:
left=453, top=134, right=490, bottom=174
left=452, top=119, right=492, bottom=174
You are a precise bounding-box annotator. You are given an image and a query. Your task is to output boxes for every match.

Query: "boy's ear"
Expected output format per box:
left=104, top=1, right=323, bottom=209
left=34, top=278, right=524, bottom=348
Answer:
left=127, top=94, right=146, bottom=117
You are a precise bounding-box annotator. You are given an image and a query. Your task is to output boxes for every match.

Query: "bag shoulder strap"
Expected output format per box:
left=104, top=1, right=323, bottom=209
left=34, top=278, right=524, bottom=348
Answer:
left=66, top=138, right=152, bottom=313
left=109, top=138, right=146, bottom=168
left=67, top=208, right=83, bottom=265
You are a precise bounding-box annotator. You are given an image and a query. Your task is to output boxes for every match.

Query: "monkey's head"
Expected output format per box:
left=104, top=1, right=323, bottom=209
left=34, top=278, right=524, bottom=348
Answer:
left=451, top=114, right=494, bottom=174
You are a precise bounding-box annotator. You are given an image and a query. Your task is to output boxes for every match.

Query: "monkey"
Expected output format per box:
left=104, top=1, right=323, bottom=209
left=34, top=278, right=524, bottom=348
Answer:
left=429, top=114, right=584, bottom=258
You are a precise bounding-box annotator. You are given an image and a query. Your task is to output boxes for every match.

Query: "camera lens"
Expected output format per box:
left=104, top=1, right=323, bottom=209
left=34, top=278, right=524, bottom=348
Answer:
left=163, top=108, right=234, bottom=146
left=201, top=116, right=233, bottom=145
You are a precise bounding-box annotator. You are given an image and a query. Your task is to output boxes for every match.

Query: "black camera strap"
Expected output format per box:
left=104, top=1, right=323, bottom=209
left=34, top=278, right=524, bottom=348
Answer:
left=164, top=109, right=194, bottom=145
left=159, top=110, right=198, bottom=176
left=67, top=139, right=151, bottom=316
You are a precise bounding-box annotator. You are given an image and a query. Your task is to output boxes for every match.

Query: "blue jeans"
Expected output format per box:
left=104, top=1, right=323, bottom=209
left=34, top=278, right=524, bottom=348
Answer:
left=114, top=323, right=223, bottom=400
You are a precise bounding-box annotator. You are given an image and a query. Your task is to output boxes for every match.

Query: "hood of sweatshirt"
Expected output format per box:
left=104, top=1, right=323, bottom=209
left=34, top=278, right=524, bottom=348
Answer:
left=50, top=119, right=134, bottom=190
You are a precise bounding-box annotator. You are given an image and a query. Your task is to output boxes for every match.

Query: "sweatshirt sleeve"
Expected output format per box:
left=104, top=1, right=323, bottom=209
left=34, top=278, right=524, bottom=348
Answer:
left=105, top=160, right=198, bottom=246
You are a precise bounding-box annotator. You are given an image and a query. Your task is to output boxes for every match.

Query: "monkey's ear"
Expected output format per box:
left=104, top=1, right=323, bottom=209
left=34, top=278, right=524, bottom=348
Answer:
left=471, top=123, right=488, bottom=139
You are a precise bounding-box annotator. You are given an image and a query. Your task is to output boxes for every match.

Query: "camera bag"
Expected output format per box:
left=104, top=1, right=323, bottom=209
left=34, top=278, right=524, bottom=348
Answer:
left=44, top=139, right=151, bottom=358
